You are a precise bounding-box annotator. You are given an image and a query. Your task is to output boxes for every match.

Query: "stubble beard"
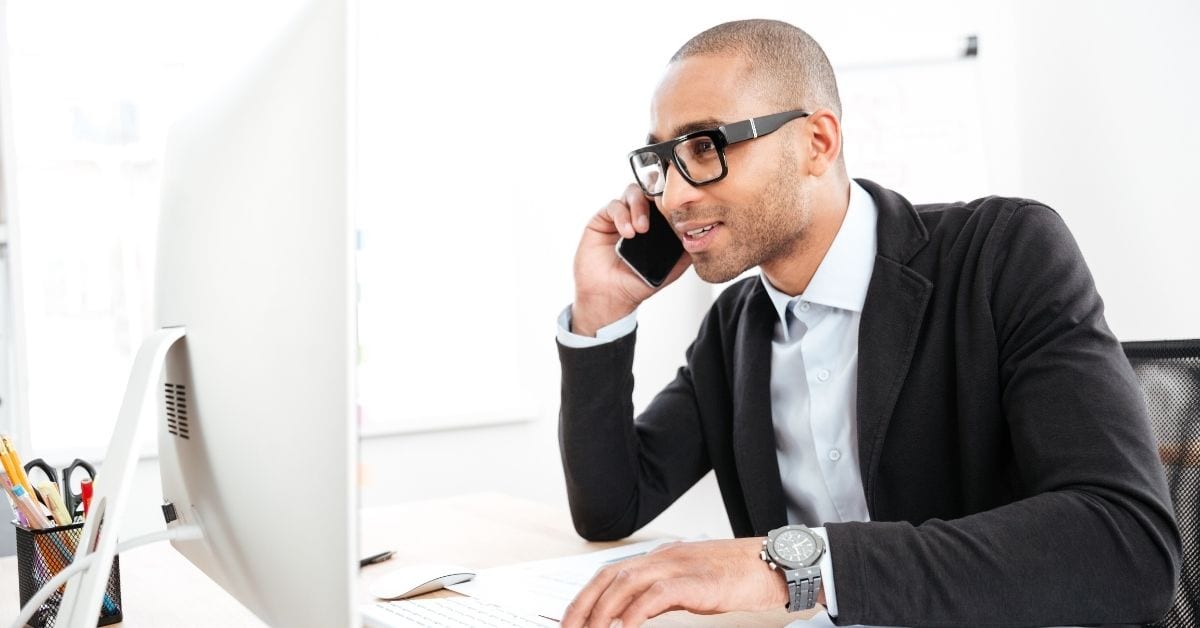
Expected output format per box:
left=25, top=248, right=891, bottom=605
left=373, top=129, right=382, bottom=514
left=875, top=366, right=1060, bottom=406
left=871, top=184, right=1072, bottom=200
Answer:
left=688, top=158, right=813, bottom=284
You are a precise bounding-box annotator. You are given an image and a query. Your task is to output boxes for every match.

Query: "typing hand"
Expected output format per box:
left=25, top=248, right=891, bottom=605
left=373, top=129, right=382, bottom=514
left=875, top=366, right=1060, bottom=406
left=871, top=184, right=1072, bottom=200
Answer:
left=561, top=538, right=786, bottom=628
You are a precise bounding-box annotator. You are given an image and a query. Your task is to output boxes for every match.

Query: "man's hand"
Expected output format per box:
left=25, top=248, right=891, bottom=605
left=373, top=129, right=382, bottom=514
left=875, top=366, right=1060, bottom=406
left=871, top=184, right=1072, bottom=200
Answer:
left=572, top=184, right=691, bottom=337
left=561, top=538, right=787, bottom=628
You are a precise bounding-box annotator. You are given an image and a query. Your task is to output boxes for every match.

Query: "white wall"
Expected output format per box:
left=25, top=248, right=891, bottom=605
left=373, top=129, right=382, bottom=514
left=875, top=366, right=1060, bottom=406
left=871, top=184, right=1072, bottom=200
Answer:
left=1009, top=0, right=1200, bottom=341
left=110, top=0, right=1200, bottom=544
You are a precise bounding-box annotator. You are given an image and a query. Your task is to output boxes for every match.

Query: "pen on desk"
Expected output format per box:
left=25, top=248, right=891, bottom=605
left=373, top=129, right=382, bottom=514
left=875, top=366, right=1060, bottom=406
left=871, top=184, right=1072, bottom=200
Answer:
left=359, top=550, right=395, bottom=568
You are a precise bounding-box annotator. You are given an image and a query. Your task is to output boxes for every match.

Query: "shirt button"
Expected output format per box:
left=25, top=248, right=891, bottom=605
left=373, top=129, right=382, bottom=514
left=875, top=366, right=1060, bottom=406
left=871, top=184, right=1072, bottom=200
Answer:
left=816, top=368, right=830, bottom=382
left=828, top=449, right=842, bottom=461
left=799, top=302, right=811, bottom=312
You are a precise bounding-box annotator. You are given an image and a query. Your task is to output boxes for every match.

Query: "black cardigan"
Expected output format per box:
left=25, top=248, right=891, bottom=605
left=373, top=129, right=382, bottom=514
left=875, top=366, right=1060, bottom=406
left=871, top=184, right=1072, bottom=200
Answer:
left=557, top=179, right=1180, bottom=626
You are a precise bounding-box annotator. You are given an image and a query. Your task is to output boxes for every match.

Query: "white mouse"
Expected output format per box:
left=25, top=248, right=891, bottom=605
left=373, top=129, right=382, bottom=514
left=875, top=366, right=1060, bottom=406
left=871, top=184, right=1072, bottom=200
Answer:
left=368, top=563, right=476, bottom=600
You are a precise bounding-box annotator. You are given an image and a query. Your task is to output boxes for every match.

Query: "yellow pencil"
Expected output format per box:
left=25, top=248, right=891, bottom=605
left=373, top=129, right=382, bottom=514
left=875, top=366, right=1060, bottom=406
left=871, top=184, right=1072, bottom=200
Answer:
left=0, top=439, right=23, bottom=496
left=0, top=435, right=35, bottom=498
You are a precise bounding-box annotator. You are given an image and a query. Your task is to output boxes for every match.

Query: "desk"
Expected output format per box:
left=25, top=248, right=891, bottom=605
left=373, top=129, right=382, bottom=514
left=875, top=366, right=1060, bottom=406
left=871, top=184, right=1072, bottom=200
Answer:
left=3, top=493, right=809, bottom=626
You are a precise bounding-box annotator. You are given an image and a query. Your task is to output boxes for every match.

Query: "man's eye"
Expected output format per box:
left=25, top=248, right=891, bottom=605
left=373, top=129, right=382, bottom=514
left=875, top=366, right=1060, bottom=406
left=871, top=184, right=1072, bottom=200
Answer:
left=684, top=139, right=716, bottom=160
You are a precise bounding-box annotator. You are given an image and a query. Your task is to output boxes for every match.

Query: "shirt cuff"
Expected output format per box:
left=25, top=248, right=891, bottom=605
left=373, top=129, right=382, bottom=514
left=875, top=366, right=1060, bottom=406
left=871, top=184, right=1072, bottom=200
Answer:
left=811, top=527, right=839, bottom=617
left=555, top=304, right=638, bottom=348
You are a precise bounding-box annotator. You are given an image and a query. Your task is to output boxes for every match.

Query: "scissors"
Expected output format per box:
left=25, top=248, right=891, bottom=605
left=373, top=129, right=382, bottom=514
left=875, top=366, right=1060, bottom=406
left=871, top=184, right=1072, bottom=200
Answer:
left=23, top=458, right=96, bottom=519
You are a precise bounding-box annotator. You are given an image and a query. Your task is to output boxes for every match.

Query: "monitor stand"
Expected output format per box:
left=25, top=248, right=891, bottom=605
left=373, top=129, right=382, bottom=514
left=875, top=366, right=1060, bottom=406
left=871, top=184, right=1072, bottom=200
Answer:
left=54, top=327, right=187, bottom=625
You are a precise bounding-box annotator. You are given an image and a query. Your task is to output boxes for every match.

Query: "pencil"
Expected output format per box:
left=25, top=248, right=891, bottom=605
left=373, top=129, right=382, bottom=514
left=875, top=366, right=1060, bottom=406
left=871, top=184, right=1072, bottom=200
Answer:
left=0, top=435, right=36, bottom=497
left=1, top=471, right=27, bottom=526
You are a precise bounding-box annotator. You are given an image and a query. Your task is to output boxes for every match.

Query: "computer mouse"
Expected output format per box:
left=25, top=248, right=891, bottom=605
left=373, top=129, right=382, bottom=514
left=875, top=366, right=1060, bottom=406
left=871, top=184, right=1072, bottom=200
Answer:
left=368, top=563, right=476, bottom=600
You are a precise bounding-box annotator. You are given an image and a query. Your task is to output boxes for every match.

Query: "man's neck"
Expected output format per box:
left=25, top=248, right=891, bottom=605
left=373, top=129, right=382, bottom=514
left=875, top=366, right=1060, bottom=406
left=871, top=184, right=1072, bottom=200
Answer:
left=760, top=179, right=851, bottom=296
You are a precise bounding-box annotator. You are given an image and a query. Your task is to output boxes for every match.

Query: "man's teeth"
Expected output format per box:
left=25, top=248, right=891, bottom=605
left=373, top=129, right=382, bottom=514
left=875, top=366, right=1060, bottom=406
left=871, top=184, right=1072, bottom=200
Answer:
left=687, top=224, right=716, bottom=237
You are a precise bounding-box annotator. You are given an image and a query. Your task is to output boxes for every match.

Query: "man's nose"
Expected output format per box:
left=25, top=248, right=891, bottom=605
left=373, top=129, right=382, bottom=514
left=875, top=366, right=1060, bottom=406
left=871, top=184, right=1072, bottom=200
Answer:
left=659, top=163, right=705, bottom=213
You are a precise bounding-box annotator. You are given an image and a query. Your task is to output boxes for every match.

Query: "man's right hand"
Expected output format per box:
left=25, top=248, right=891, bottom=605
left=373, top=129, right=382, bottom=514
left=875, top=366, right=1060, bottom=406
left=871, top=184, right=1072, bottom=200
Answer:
left=572, top=184, right=692, bottom=337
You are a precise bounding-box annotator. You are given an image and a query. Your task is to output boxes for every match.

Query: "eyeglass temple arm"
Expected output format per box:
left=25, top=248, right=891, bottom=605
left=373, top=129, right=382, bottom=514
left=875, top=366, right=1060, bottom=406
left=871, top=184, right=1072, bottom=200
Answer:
left=721, top=119, right=757, bottom=144
left=721, top=110, right=811, bottom=145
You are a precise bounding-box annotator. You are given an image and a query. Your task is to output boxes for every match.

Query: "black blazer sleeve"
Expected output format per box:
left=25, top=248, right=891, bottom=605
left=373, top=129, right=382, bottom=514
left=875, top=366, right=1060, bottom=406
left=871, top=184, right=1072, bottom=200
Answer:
left=558, top=329, right=711, bottom=541
left=827, top=204, right=1181, bottom=626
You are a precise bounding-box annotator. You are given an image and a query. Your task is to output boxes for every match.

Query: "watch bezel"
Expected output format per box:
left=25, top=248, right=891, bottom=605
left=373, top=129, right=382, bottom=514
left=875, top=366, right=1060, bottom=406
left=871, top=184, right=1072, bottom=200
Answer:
left=764, top=524, right=825, bottom=570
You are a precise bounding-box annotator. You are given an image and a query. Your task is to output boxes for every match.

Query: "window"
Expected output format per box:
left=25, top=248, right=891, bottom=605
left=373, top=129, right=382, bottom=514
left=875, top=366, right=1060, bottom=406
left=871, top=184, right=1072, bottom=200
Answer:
left=5, top=4, right=168, bottom=457
left=3, top=2, right=545, bottom=458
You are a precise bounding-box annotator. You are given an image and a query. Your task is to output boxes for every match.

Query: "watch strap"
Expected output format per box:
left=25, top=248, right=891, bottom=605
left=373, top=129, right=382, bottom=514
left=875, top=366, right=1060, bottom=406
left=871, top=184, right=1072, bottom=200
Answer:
left=785, top=565, right=822, bottom=611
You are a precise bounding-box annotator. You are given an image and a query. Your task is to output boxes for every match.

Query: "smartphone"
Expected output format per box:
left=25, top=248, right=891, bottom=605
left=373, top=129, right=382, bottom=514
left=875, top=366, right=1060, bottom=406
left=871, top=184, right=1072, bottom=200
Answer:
left=616, top=201, right=686, bottom=288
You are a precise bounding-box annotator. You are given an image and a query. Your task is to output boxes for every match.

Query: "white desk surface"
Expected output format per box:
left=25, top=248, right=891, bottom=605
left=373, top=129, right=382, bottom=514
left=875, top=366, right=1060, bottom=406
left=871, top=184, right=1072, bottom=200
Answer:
left=2, top=492, right=808, bottom=626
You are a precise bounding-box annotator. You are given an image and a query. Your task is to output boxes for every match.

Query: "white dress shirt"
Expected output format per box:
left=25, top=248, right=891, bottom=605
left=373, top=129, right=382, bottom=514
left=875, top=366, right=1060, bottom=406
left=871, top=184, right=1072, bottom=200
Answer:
left=760, top=179, right=876, bottom=529
left=557, top=180, right=880, bottom=617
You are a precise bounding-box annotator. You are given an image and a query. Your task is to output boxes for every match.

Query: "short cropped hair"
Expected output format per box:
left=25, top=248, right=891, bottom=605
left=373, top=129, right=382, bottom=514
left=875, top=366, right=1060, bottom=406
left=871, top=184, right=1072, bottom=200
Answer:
left=670, top=19, right=842, bottom=119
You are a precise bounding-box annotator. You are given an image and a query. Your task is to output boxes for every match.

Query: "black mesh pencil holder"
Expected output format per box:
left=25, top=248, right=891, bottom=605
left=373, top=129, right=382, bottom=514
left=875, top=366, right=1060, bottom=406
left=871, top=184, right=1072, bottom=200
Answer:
left=13, top=520, right=123, bottom=627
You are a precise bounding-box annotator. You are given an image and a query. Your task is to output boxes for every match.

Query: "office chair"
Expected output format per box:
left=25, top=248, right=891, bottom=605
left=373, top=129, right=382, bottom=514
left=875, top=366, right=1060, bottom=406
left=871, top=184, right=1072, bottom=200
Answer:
left=1124, top=339, right=1200, bottom=628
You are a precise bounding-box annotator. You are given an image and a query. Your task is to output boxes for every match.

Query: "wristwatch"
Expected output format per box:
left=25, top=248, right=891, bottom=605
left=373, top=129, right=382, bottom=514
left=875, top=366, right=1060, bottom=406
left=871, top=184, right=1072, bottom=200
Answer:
left=760, top=524, right=825, bottom=612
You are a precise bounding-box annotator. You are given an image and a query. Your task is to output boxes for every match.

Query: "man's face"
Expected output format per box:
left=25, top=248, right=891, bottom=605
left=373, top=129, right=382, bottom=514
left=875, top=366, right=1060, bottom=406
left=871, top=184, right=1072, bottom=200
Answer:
left=648, top=54, right=814, bottom=284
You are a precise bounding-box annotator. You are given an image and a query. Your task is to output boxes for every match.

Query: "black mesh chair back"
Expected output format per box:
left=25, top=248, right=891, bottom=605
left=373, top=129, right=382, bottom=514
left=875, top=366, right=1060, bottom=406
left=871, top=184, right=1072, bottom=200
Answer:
left=1124, top=339, right=1200, bottom=628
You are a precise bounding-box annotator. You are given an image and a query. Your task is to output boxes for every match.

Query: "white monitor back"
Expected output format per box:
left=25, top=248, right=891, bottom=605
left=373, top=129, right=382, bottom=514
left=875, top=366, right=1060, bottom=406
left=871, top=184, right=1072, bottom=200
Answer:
left=155, top=1, right=357, bottom=626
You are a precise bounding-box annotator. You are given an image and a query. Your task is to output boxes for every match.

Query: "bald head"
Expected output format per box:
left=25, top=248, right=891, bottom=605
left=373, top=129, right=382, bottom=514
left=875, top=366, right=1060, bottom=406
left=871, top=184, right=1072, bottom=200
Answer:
left=670, top=19, right=842, bottom=119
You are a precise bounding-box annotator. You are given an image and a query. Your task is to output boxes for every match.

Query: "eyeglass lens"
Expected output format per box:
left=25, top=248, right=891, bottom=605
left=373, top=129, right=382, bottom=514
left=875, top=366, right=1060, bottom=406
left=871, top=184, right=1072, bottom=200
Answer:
left=632, top=135, right=724, bottom=195
left=632, top=152, right=666, bottom=195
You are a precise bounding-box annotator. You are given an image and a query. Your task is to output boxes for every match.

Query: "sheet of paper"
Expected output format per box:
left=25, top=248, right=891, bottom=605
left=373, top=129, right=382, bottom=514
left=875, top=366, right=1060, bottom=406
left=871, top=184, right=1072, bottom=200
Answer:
left=362, top=597, right=557, bottom=627
left=447, top=538, right=680, bottom=621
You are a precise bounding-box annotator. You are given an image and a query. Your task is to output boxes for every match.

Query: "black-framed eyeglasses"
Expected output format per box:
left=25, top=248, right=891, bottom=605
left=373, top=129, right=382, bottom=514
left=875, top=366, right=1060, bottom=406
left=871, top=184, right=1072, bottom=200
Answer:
left=627, top=109, right=810, bottom=197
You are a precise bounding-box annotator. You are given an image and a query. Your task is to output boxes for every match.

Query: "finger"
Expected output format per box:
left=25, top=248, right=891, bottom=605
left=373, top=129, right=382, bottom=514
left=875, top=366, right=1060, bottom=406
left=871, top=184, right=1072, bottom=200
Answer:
left=619, top=577, right=698, bottom=627
left=603, top=198, right=637, bottom=240
left=585, top=199, right=628, bottom=239
left=622, top=183, right=652, bottom=234
left=586, top=564, right=668, bottom=628
left=561, top=564, right=623, bottom=628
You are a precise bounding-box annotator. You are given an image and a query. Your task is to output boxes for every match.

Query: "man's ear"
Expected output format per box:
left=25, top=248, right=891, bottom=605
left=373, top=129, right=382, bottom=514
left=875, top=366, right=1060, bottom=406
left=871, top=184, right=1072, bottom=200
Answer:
left=803, top=109, right=842, bottom=178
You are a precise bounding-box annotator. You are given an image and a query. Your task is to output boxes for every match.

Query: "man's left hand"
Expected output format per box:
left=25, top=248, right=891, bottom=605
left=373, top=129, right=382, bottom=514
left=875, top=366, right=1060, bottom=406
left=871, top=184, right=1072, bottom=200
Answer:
left=561, top=538, right=788, bottom=628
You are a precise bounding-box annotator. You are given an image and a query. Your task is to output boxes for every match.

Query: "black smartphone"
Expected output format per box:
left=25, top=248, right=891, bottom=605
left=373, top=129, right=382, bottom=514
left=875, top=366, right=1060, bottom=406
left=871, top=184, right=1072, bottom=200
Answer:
left=616, top=201, right=686, bottom=288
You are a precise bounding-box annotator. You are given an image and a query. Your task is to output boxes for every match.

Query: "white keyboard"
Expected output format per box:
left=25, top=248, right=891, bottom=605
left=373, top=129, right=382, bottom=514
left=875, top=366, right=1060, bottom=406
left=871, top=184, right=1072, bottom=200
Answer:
left=361, top=596, right=557, bottom=627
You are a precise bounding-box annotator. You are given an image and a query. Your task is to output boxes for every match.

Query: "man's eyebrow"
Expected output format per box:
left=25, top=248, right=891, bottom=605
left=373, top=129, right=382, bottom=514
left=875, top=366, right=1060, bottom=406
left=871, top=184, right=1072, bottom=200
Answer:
left=646, top=118, right=728, bottom=144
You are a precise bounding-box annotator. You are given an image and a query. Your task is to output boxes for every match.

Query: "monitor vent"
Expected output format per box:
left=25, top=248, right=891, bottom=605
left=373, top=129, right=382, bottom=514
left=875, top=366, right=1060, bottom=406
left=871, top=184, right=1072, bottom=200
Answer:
left=164, top=382, right=190, bottom=439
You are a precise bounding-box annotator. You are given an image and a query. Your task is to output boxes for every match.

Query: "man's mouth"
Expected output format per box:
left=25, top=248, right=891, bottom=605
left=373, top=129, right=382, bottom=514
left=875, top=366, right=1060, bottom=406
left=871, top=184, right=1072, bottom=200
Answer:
left=681, top=221, right=722, bottom=240
left=677, top=221, right=723, bottom=252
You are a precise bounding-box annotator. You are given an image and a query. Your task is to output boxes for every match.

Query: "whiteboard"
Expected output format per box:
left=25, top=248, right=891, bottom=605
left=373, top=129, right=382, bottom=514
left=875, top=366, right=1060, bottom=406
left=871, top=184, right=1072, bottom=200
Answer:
left=838, top=56, right=990, bottom=205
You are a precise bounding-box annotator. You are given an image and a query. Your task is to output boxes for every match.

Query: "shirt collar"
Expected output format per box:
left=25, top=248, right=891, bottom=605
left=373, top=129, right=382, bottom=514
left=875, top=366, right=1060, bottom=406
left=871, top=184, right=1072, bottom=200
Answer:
left=760, top=179, right=879, bottom=327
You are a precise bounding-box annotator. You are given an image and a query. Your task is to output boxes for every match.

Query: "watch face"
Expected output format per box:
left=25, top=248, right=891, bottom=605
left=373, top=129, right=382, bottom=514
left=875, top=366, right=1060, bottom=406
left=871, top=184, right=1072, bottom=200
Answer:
left=774, top=529, right=817, bottom=564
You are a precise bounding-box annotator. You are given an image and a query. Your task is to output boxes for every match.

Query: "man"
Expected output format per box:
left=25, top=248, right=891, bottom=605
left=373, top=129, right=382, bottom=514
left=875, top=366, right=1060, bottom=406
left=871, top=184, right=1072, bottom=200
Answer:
left=555, top=19, right=1180, bottom=628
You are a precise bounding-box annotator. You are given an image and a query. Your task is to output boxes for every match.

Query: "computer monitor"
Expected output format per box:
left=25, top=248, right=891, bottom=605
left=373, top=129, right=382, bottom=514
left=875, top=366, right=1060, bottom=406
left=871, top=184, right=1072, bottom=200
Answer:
left=56, top=1, right=359, bottom=626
